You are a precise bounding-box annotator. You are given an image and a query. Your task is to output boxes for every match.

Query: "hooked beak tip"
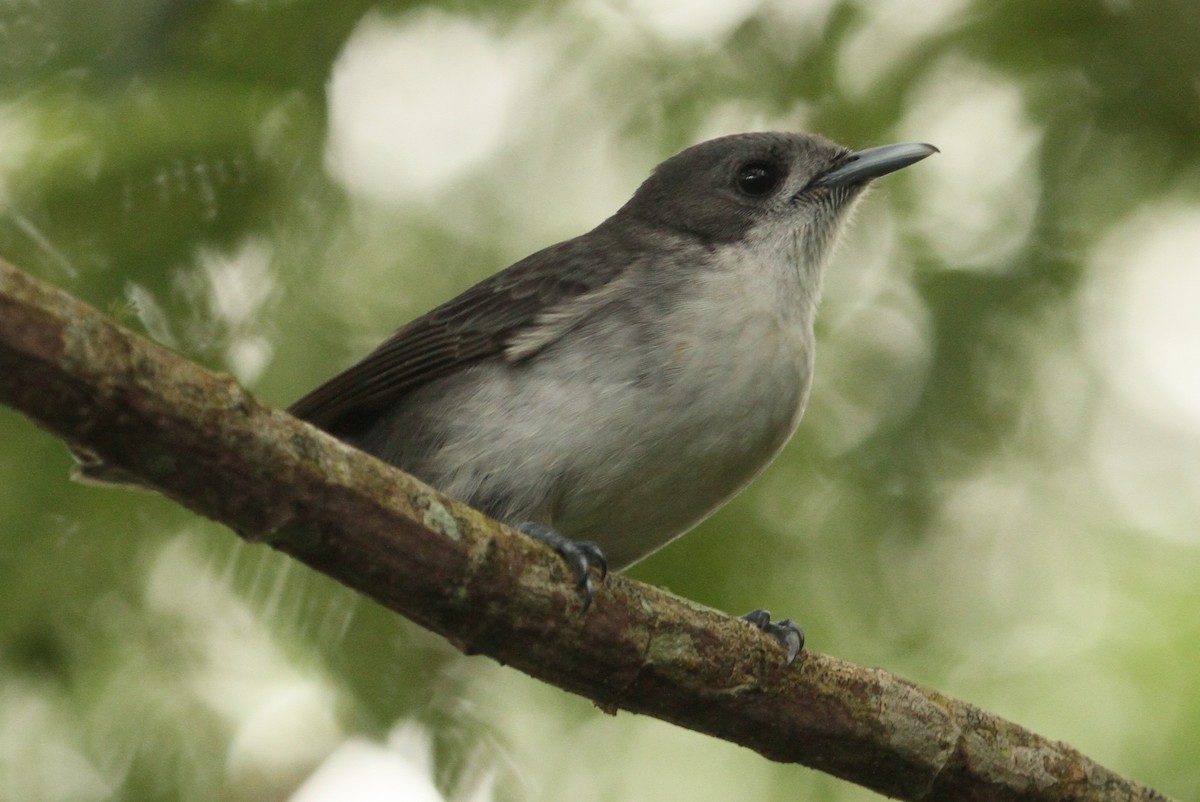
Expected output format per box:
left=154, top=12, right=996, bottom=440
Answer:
left=815, top=142, right=938, bottom=188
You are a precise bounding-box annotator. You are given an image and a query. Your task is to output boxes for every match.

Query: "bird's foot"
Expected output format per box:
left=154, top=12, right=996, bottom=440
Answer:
left=516, top=522, right=608, bottom=611
left=742, top=609, right=805, bottom=664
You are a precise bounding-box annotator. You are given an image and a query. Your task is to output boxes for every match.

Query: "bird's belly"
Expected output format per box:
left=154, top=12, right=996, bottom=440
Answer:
left=388, top=314, right=813, bottom=570
left=548, top=318, right=813, bottom=567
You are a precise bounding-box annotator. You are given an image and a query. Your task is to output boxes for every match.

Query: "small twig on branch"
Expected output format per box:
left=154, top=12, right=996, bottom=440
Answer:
left=0, top=256, right=1174, bottom=802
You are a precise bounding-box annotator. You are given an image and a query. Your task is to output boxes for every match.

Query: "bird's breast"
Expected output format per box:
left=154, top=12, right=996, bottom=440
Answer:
left=663, top=271, right=814, bottom=459
left=545, top=265, right=816, bottom=566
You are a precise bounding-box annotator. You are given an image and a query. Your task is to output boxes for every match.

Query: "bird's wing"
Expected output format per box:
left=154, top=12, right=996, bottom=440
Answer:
left=288, top=227, right=635, bottom=435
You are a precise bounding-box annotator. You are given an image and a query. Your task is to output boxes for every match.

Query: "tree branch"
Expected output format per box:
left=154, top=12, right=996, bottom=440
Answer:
left=0, top=256, right=1173, bottom=802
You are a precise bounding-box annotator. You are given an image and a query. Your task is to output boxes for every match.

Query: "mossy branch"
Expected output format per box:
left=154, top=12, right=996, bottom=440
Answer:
left=0, top=256, right=1173, bottom=802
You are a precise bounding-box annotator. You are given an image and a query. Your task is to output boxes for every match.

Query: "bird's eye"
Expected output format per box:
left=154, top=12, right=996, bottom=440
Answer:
left=735, top=161, right=783, bottom=197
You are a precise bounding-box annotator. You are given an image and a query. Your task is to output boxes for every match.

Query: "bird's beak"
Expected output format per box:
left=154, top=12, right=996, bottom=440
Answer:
left=814, top=142, right=938, bottom=188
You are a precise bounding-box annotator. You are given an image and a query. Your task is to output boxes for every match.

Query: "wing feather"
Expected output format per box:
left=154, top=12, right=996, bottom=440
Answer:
left=288, top=223, right=637, bottom=434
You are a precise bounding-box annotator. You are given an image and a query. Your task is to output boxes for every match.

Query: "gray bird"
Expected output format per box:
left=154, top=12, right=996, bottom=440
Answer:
left=290, top=132, right=936, bottom=661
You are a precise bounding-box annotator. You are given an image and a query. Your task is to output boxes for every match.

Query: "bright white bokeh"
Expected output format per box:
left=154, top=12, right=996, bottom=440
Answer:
left=900, top=58, right=1042, bottom=270
left=180, top=237, right=276, bottom=383
left=289, top=727, right=472, bottom=802
left=0, top=688, right=112, bottom=802
left=837, top=0, right=970, bottom=97
left=124, top=238, right=276, bottom=383
left=583, top=0, right=764, bottom=43
left=144, top=539, right=345, bottom=794
left=325, top=11, right=540, bottom=203
left=1083, top=204, right=1200, bottom=435
left=1081, top=204, right=1200, bottom=545
left=692, top=99, right=814, bottom=143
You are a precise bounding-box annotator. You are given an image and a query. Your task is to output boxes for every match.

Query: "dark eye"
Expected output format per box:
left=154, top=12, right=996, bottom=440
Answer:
left=735, top=161, right=784, bottom=196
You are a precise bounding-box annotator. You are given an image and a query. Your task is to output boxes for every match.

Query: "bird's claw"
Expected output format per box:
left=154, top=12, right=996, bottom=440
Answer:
left=742, top=609, right=805, bottom=664
left=517, top=522, right=608, bottom=611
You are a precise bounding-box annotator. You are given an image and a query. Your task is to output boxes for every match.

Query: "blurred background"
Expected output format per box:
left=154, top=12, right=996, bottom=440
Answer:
left=1, top=1, right=1199, bottom=800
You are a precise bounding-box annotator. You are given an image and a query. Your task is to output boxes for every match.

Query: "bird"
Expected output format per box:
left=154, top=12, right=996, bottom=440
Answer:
left=290, top=132, right=937, bottom=662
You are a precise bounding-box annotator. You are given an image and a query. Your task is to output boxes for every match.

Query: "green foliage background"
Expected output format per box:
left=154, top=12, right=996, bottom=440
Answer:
left=2, top=1, right=1199, bottom=800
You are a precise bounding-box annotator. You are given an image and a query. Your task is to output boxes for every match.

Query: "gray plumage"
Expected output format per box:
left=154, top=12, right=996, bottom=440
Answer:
left=290, top=132, right=935, bottom=571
